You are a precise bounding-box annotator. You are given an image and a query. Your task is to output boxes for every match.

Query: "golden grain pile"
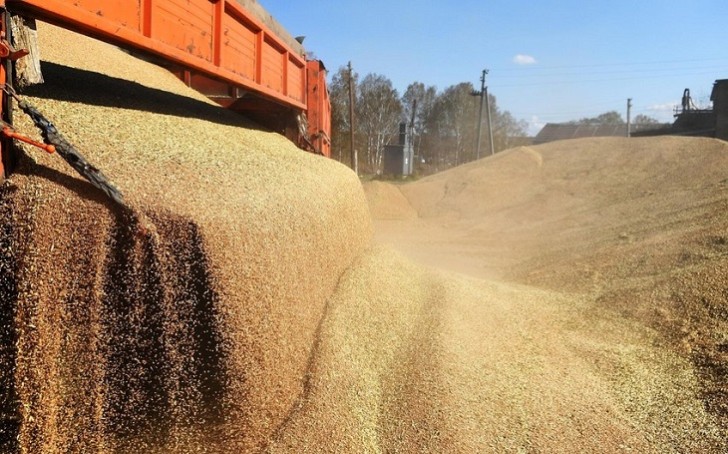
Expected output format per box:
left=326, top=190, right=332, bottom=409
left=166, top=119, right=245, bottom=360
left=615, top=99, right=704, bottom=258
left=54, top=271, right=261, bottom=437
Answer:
left=0, top=21, right=726, bottom=454
left=361, top=180, right=418, bottom=220
left=1, top=23, right=370, bottom=452
left=366, top=139, right=728, bottom=451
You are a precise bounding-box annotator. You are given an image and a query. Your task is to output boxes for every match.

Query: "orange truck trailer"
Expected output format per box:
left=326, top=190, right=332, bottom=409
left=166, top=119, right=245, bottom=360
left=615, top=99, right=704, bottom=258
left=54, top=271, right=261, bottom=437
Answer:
left=0, top=0, right=332, bottom=179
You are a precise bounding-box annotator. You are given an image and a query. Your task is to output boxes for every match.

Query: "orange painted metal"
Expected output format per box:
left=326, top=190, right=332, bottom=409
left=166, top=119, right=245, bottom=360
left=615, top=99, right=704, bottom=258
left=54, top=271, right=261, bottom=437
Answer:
left=0, top=1, right=10, bottom=178
left=0, top=54, right=5, bottom=178
left=2, top=0, right=332, bottom=157
left=306, top=60, right=331, bottom=157
left=2, top=126, right=56, bottom=154
left=7, top=0, right=307, bottom=110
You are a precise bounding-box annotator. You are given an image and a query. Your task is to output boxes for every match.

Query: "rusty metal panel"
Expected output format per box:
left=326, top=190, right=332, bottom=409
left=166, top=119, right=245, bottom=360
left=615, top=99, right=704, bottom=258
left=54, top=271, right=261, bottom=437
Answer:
left=72, top=0, right=143, bottom=31
left=151, top=0, right=214, bottom=62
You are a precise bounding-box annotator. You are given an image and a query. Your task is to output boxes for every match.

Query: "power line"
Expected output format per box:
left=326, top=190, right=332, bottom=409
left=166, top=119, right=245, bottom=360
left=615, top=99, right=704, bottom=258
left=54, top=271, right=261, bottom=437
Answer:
left=510, top=100, right=631, bottom=116
left=491, top=56, right=728, bottom=72
left=489, top=64, right=728, bottom=79
left=491, top=69, right=725, bottom=88
left=512, top=98, right=684, bottom=118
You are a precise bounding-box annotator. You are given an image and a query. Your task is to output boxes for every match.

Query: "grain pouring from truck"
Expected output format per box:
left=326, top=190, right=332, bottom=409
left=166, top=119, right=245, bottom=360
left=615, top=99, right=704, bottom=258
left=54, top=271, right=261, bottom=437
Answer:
left=0, top=0, right=332, bottom=204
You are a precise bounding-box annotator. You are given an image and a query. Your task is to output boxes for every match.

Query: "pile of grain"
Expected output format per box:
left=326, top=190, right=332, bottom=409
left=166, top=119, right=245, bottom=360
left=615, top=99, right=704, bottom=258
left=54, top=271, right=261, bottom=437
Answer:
left=0, top=23, right=370, bottom=452
left=1, top=21, right=726, bottom=454
left=268, top=246, right=723, bottom=452
left=360, top=180, right=417, bottom=220
left=365, top=138, right=728, bottom=450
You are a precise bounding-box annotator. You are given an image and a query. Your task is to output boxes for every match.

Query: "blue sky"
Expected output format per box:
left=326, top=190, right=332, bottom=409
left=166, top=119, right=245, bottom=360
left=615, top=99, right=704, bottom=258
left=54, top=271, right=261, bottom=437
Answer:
left=262, top=0, right=728, bottom=135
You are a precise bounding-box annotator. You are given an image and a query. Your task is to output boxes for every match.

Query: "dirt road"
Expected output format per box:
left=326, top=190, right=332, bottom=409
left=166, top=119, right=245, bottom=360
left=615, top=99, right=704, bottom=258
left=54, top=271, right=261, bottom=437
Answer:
left=343, top=140, right=728, bottom=452
left=270, top=247, right=724, bottom=452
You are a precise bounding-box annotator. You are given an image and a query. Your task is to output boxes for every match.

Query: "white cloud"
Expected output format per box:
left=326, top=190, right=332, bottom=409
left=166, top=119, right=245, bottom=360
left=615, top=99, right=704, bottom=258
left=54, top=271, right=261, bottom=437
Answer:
left=513, top=54, right=537, bottom=65
left=528, top=115, right=546, bottom=136
left=647, top=102, right=676, bottom=113
left=646, top=101, right=678, bottom=123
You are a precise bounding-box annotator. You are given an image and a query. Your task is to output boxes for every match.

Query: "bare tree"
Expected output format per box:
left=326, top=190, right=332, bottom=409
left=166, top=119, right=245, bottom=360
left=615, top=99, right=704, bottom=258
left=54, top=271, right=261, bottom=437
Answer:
left=633, top=114, right=660, bottom=125
left=402, top=82, right=437, bottom=166
left=572, top=111, right=625, bottom=124
left=328, top=65, right=358, bottom=163
left=356, top=73, right=402, bottom=173
left=486, top=94, right=529, bottom=152
left=428, top=82, right=477, bottom=167
left=331, top=70, right=528, bottom=175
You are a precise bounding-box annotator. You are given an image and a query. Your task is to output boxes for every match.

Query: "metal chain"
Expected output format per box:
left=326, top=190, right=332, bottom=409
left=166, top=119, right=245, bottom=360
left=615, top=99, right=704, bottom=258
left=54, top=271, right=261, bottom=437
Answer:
left=2, top=85, right=126, bottom=207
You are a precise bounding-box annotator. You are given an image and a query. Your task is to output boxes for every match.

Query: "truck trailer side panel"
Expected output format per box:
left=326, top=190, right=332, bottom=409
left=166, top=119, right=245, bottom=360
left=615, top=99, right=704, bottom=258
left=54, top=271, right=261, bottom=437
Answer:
left=0, top=0, right=331, bottom=169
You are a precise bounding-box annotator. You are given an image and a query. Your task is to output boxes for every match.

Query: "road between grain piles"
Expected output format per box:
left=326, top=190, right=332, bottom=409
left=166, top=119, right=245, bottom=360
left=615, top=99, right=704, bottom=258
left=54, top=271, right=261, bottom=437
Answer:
left=361, top=140, right=728, bottom=452
left=0, top=22, right=726, bottom=453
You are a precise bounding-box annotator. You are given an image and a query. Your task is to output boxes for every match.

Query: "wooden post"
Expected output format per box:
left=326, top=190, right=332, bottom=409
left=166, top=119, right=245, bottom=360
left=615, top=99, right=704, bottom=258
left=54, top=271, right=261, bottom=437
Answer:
left=475, top=69, right=485, bottom=160
left=11, top=15, right=43, bottom=87
left=627, top=98, right=632, bottom=138
left=484, top=85, right=494, bottom=156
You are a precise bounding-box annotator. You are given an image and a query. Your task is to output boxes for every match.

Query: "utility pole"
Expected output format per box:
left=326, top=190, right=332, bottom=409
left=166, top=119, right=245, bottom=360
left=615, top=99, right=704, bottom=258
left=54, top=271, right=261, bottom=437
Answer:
left=410, top=99, right=418, bottom=170
left=485, top=80, right=494, bottom=156
left=626, top=98, right=632, bottom=138
left=472, top=69, right=494, bottom=159
left=475, top=70, right=486, bottom=159
left=348, top=61, right=357, bottom=174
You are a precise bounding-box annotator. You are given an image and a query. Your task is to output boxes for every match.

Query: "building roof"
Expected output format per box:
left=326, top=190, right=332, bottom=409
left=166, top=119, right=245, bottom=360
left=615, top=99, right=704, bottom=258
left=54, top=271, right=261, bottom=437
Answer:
left=710, top=79, right=728, bottom=102
left=533, top=123, right=671, bottom=144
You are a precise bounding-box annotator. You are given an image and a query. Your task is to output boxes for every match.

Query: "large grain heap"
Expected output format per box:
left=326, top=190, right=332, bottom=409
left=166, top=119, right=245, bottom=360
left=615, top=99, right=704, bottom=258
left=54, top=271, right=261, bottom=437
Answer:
left=366, top=139, right=728, bottom=452
left=0, top=22, right=726, bottom=454
left=0, top=23, right=370, bottom=452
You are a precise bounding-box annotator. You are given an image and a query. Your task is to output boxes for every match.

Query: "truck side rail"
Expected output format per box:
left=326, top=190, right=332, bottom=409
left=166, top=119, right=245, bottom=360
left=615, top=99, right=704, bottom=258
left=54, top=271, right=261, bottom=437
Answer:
left=5, top=0, right=308, bottom=111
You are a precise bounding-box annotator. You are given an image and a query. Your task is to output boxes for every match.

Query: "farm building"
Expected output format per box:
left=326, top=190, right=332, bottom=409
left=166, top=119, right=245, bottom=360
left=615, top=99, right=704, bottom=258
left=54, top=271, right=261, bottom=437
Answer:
left=635, top=79, right=728, bottom=140
left=535, top=79, right=728, bottom=144
left=711, top=79, right=728, bottom=140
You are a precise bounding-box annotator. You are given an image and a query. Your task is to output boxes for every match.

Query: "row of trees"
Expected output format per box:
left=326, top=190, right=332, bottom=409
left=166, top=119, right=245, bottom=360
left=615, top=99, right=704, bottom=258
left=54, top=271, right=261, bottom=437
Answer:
left=327, top=65, right=529, bottom=175
left=570, top=111, right=659, bottom=125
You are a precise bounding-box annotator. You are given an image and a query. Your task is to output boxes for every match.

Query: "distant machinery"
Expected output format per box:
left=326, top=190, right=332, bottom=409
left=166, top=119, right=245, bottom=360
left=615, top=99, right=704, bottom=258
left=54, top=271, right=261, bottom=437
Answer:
left=670, top=86, right=717, bottom=137
left=680, top=88, right=698, bottom=112
left=383, top=122, right=415, bottom=176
